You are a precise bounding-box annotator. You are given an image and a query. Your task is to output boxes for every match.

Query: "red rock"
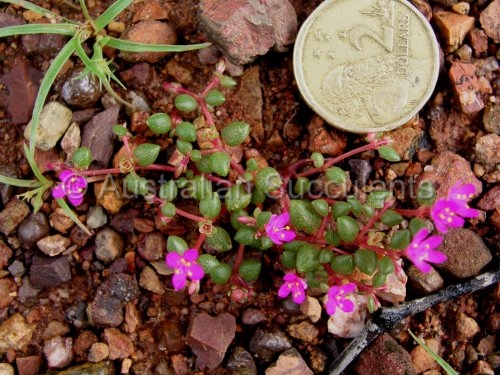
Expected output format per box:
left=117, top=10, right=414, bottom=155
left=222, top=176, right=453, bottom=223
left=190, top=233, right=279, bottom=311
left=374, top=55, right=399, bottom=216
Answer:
left=477, top=186, right=500, bottom=211
left=475, top=134, right=500, bottom=172
left=433, top=11, right=475, bottom=52
left=479, top=0, right=500, bottom=43
left=103, top=328, right=134, bottom=360
left=0, top=238, right=12, bottom=270
left=186, top=312, right=236, bottom=370
left=198, top=0, right=297, bottom=65
left=448, top=62, right=484, bottom=115
left=418, top=151, right=482, bottom=200
left=0, top=60, right=41, bottom=124
left=16, top=356, right=42, bottom=375
left=468, top=28, right=489, bottom=57
left=266, top=348, right=314, bottom=375
left=355, top=333, right=416, bottom=375
left=0, top=278, right=16, bottom=309
left=307, top=116, right=347, bottom=156
left=74, top=331, right=98, bottom=357
left=132, top=1, right=168, bottom=22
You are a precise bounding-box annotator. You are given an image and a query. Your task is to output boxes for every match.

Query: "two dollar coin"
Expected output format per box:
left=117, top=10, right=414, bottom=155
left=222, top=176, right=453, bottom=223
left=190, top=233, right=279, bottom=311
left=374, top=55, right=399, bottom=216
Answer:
left=293, top=0, right=440, bottom=133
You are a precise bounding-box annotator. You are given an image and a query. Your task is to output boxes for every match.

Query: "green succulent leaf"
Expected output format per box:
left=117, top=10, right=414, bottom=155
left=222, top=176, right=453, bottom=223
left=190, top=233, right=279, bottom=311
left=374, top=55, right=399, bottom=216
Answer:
left=311, top=152, right=324, bottom=168
left=124, top=173, right=149, bottom=195
left=71, top=147, right=92, bottom=169
left=294, top=177, right=310, bottom=196
left=367, top=190, right=391, bottom=208
left=378, top=145, right=401, bottom=162
left=160, top=202, right=176, bottom=218
left=256, top=211, right=272, bottom=228
left=147, top=113, right=171, bottom=134
left=409, top=217, right=428, bottom=236
left=390, top=229, right=411, bottom=250
left=254, top=167, right=282, bottom=193
left=296, top=243, right=321, bottom=273
left=332, top=201, right=351, bottom=218
left=198, top=254, right=220, bottom=273
left=225, top=184, right=252, bottom=212
left=175, top=121, right=197, bottom=142
left=220, top=75, right=237, bottom=87
left=336, top=216, right=359, bottom=243
left=354, top=248, right=378, bottom=275
left=282, top=250, right=297, bottom=269
left=133, top=143, right=161, bottom=167
left=176, top=139, right=193, bottom=155
left=311, top=199, right=329, bottom=217
left=209, top=151, right=231, bottom=177
left=239, top=259, right=262, bottom=282
left=319, top=249, right=333, bottom=264
left=112, top=124, right=128, bottom=138
left=372, top=272, right=388, bottom=288
left=347, top=195, right=362, bottom=216
left=159, top=180, right=178, bottom=201
left=204, top=226, right=232, bottom=252
left=331, top=255, right=355, bottom=275
left=325, top=229, right=341, bottom=246
left=381, top=210, right=404, bottom=227
left=166, top=235, right=188, bottom=253
left=175, top=93, right=198, bottom=112
left=210, top=263, right=232, bottom=284
left=199, top=192, right=221, bottom=219
left=221, top=121, right=250, bottom=146
left=378, top=256, right=395, bottom=274
left=290, top=199, right=323, bottom=235
left=204, top=89, right=226, bottom=107
left=325, top=166, right=346, bottom=184
left=417, top=181, right=437, bottom=206
left=235, top=226, right=257, bottom=246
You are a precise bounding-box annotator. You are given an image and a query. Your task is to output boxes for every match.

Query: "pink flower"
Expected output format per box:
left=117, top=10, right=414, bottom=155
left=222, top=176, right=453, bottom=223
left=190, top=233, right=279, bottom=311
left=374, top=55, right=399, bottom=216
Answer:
left=52, top=170, right=87, bottom=206
left=265, top=213, right=296, bottom=245
left=404, top=228, right=446, bottom=273
left=166, top=249, right=204, bottom=290
left=324, top=283, right=356, bottom=316
left=431, top=183, right=479, bottom=233
left=277, top=273, right=307, bottom=304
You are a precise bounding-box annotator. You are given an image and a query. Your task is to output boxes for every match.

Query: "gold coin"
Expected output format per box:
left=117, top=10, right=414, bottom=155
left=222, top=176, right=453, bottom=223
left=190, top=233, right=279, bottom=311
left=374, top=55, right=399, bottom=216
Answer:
left=293, top=0, right=439, bottom=133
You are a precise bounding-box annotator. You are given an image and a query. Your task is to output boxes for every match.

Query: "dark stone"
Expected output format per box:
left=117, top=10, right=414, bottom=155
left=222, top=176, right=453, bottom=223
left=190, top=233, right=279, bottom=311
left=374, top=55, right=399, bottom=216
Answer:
left=348, top=159, right=372, bottom=187
left=18, top=212, right=50, bottom=249
left=65, top=302, right=88, bottom=329
left=119, top=62, right=156, bottom=87
left=156, top=320, right=186, bottom=353
left=249, top=328, right=292, bottom=362
left=227, top=346, right=257, bottom=375
left=16, top=355, right=42, bottom=375
left=138, top=232, right=165, bottom=261
left=29, top=255, right=71, bottom=288
left=60, top=68, right=103, bottom=109
left=0, top=60, right=42, bottom=124
left=81, top=106, right=120, bottom=167
left=0, top=12, right=24, bottom=28
left=477, top=185, right=500, bottom=211
left=111, top=209, right=140, bottom=234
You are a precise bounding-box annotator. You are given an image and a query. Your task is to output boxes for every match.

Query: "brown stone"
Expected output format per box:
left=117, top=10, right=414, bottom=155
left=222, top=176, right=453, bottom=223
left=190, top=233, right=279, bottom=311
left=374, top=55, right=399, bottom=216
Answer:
left=409, top=0, right=432, bottom=21
left=0, top=60, right=41, bottom=124
left=0, top=238, right=13, bottom=270
left=132, top=1, right=168, bottom=22
left=354, top=333, right=416, bottom=375
left=0, top=314, right=35, bottom=353
left=468, top=29, right=489, bottom=57
left=477, top=186, right=500, bottom=211
left=479, top=0, right=500, bottom=43
left=266, top=348, right=314, bottom=375
left=0, top=278, right=16, bottom=309
left=74, top=331, right=98, bottom=357
left=186, top=312, right=236, bottom=370
left=120, top=21, right=177, bottom=63
left=437, top=228, right=492, bottom=278
left=475, top=134, right=500, bottom=172
left=16, top=356, right=42, bottom=375
left=0, top=198, right=30, bottom=236
left=433, top=11, right=475, bottom=52
left=410, top=338, right=439, bottom=373
left=448, top=62, right=484, bottom=115
left=307, top=115, right=347, bottom=156
left=103, top=328, right=134, bottom=360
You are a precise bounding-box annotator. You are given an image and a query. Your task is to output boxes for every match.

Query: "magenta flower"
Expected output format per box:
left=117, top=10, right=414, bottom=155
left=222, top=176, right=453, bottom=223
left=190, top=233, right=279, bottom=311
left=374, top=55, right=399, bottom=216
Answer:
left=277, top=273, right=308, bottom=304
left=166, top=249, right=204, bottom=291
left=431, top=183, right=479, bottom=233
left=404, top=228, right=446, bottom=273
left=265, top=213, right=296, bottom=245
left=52, top=170, right=87, bottom=206
left=324, top=283, right=356, bottom=316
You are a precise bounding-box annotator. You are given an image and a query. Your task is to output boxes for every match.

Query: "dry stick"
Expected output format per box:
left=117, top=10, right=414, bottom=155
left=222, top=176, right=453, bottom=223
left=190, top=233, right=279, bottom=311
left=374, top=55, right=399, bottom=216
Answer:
left=328, top=265, right=500, bottom=375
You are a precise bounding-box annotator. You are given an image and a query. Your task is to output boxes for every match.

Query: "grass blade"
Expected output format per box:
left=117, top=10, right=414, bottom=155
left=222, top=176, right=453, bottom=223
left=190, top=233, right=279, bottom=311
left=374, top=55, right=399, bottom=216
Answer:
left=0, top=0, right=78, bottom=24
left=408, top=330, right=458, bottom=375
left=0, top=24, right=76, bottom=38
left=28, top=37, right=76, bottom=156
left=105, top=37, right=211, bottom=52
left=56, top=198, right=92, bottom=236
left=0, top=174, right=41, bottom=188
left=93, top=0, right=133, bottom=33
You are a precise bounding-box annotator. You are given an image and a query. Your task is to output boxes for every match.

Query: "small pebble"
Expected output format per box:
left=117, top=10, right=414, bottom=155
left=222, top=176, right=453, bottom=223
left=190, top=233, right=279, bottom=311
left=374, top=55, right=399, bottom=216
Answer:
left=37, top=234, right=71, bottom=257
left=103, top=328, right=134, bottom=360
left=86, top=206, right=107, bottom=229
left=87, top=342, right=109, bottom=362
left=227, top=346, right=257, bottom=375
left=43, top=337, right=73, bottom=368
left=0, top=363, right=14, bottom=375
left=265, top=348, right=313, bottom=375
left=249, top=328, right=292, bottom=362
left=94, top=228, right=124, bottom=262
left=456, top=313, right=480, bottom=341
left=139, top=266, right=166, bottom=295
left=60, top=68, right=102, bottom=108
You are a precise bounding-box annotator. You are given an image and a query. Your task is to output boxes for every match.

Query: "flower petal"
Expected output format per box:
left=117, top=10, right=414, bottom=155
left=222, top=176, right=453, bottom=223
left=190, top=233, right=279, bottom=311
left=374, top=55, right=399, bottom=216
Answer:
left=413, top=258, right=431, bottom=273
left=277, top=282, right=292, bottom=298
left=422, top=235, right=443, bottom=249
left=68, top=194, right=84, bottom=206
left=171, top=272, right=187, bottom=290
left=427, top=250, right=447, bottom=264
left=183, top=249, right=199, bottom=262
left=325, top=296, right=337, bottom=315
left=59, top=170, right=73, bottom=181
left=341, top=283, right=356, bottom=294
left=189, top=264, right=205, bottom=281
left=339, top=298, right=355, bottom=313
left=412, top=228, right=430, bottom=244
left=292, top=287, right=306, bottom=304
left=52, top=184, right=66, bottom=199
left=166, top=252, right=181, bottom=268
left=283, top=273, right=298, bottom=282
